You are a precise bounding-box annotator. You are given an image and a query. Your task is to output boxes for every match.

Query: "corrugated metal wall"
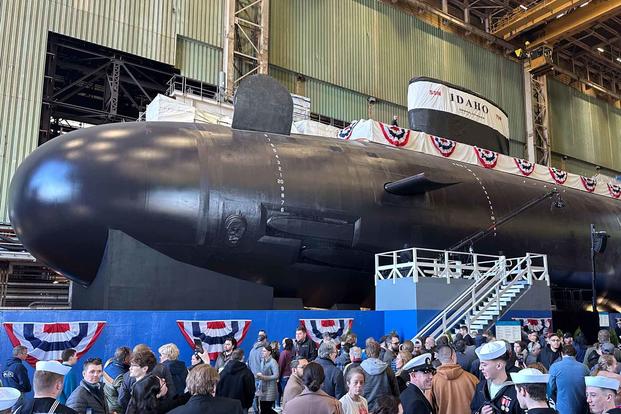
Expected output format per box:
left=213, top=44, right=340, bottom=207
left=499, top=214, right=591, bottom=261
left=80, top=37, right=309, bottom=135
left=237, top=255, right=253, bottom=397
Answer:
left=0, top=0, right=223, bottom=222
left=176, top=37, right=222, bottom=85
left=548, top=78, right=621, bottom=172
left=269, top=0, right=527, bottom=147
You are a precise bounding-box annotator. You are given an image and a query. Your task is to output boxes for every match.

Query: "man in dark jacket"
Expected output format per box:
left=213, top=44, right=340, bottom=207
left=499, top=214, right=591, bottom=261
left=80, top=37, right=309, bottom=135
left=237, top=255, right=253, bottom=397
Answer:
left=537, top=333, right=562, bottom=370
left=315, top=342, right=346, bottom=399
left=168, top=365, right=242, bottom=414
left=66, top=357, right=108, bottom=414
left=400, top=353, right=436, bottom=414
left=215, top=337, right=237, bottom=372
left=471, top=341, right=524, bottom=414
left=2, top=345, right=31, bottom=409
left=216, top=349, right=255, bottom=412
left=360, top=341, right=400, bottom=411
left=294, top=326, right=317, bottom=361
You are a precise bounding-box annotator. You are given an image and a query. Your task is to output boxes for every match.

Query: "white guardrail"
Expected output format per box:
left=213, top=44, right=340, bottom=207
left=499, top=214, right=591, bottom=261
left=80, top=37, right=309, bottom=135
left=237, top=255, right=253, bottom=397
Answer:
left=374, top=247, right=549, bottom=286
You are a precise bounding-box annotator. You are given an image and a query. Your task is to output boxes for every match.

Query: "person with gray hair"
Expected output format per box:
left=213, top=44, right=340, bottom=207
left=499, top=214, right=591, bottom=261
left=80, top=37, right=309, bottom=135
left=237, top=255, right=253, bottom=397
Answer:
left=315, top=341, right=346, bottom=399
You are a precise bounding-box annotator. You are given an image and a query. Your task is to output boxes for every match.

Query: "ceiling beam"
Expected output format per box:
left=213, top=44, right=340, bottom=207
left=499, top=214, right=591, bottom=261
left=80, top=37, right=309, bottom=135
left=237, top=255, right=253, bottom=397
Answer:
left=526, top=0, right=621, bottom=50
left=492, top=0, right=586, bottom=40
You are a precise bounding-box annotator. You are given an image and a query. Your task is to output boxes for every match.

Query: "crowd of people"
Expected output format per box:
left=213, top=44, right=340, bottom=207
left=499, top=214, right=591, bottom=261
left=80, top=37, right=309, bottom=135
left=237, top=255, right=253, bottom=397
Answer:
left=1, top=324, right=621, bottom=414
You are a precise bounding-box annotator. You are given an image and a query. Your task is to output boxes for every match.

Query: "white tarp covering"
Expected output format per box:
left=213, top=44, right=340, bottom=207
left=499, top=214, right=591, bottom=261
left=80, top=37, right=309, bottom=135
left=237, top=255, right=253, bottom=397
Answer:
left=291, top=120, right=340, bottom=137
left=408, top=80, right=509, bottom=138
left=145, top=94, right=196, bottom=122
left=338, top=119, right=621, bottom=201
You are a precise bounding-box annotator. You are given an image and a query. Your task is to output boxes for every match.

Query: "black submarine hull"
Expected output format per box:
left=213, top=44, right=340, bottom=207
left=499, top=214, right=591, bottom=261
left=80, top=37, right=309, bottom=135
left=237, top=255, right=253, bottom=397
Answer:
left=9, top=121, right=621, bottom=307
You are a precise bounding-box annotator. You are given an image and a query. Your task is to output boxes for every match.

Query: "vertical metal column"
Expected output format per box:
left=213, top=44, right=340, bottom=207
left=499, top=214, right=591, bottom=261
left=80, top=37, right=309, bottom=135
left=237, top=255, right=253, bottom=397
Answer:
left=532, top=74, right=551, bottom=166
left=222, top=0, right=270, bottom=100
left=524, top=64, right=536, bottom=162
left=105, top=59, right=121, bottom=115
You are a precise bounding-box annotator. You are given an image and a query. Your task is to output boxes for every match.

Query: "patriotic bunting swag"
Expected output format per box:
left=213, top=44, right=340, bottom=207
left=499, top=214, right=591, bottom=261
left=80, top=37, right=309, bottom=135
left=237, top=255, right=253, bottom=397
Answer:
left=474, top=147, right=498, bottom=169
left=430, top=136, right=457, bottom=157
left=511, top=317, right=552, bottom=334
left=336, top=119, right=621, bottom=201
left=378, top=123, right=410, bottom=147
left=549, top=167, right=568, bottom=185
left=177, top=320, right=252, bottom=360
left=514, top=158, right=535, bottom=176
left=609, top=184, right=621, bottom=199
left=580, top=176, right=597, bottom=193
left=3, top=322, right=106, bottom=367
left=337, top=121, right=358, bottom=140
left=299, top=319, right=354, bottom=344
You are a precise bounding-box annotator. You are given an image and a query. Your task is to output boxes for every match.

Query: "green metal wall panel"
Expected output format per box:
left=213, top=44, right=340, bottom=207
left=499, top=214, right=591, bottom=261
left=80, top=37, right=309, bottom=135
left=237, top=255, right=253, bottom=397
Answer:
left=175, top=0, right=224, bottom=48
left=176, top=37, right=222, bottom=85
left=270, top=0, right=526, bottom=144
left=548, top=78, right=621, bottom=172
left=48, top=0, right=177, bottom=64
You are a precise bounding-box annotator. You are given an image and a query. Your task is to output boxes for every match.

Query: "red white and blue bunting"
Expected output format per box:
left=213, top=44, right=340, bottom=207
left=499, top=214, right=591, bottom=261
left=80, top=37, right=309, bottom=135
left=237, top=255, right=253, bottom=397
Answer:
left=474, top=147, right=498, bottom=169
left=580, top=176, right=597, bottom=193
left=299, top=318, right=354, bottom=344
left=3, top=322, right=106, bottom=367
left=378, top=122, right=410, bottom=147
left=336, top=119, right=621, bottom=201
left=511, top=317, right=553, bottom=334
left=514, top=158, right=535, bottom=177
left=609, top=184, right=621, bottom=199
left=430, top=136, right=457, bottom=157
left=337, top=120, right=358, bottom=140
left=177, top=320, right=252, bottom=360
left=549, top=168, right=568, bottom=185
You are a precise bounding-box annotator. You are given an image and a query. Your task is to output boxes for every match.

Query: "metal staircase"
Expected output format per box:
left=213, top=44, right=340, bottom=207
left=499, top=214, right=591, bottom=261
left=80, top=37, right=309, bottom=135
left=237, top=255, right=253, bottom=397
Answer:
left=375, top=247, right=549, bottom=339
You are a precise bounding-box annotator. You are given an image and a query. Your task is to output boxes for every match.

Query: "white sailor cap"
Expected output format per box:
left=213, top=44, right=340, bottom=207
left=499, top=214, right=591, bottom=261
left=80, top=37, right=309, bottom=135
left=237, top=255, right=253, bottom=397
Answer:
left=475, top=340, right=508, bottom=361
left=0, top=387, right=20, bottom=410
left=585, top=376, right=620, bottom=391
left=510, top=368, right=549, bottom=384
left=36, top=360, right=72, bottom=376
left=402, top=353, right=435, bottom=373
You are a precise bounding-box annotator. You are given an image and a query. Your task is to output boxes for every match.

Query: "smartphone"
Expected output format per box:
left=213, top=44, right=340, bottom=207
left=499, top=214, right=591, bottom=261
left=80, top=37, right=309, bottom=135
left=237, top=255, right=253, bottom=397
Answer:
left=193, top=338, right=204, bottom=354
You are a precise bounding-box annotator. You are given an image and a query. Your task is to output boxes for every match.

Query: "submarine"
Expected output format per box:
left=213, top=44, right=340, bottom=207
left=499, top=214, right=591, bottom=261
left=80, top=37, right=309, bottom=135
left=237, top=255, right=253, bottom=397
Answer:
left=8, top=75, right=621, bottom=308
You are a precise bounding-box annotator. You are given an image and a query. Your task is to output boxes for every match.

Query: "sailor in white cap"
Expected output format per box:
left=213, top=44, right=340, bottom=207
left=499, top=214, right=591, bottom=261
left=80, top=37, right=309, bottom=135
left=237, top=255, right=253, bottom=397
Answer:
left=0, top=387, right=21, bottom=414
left=510, top=368, right=557, bottom=413
left=399, top=353, right=436, bottom=414
left=585, top=375, right=621, bottom=414
left=471, top=340, right=523, bottom=414
left=13, top=360, right=77, bottom=414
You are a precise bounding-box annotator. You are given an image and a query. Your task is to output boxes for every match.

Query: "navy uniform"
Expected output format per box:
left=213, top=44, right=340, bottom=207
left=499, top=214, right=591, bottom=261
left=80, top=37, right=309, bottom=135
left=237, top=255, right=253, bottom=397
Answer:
left=585, top=376, right=621, bottom=414
left=510, top=368, right=557, bottom=414
left=0, top=387, right=21, bottom=413
left=470, top=341, right=524, bottom=414
left=14, top=361, right=77, bottom=414
left=400, top=353, right=436, bottom=414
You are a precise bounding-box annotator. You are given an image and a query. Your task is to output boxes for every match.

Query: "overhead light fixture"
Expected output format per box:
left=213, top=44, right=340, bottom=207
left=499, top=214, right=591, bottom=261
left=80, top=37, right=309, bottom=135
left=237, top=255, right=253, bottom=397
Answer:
left=597, top=47, right=605, bottom=53
left=556, top=12, right=565, bottom=18
left=519, top=4, right=528, bottom=10
left=617, top=57, right=621, bottom=62
left=580, top=0, right=590, bottom=7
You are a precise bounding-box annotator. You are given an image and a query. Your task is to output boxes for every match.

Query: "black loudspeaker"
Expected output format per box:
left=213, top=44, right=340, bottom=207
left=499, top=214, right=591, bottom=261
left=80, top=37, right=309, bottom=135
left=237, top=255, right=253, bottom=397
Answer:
left=552, top=311, right=600, bottom=344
